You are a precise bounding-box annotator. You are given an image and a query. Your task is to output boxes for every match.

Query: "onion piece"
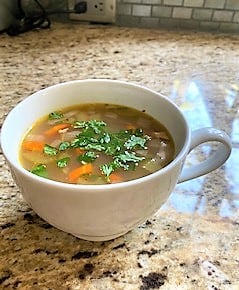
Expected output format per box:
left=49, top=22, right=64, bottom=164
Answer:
left=22, top=152, right=56, bottom=164
left=50, top=139, right=62, bottom=148
left=152, top=131, right=170, bottom=141
left=62, top=131, right=81, bottom=142
left=25, top=134, right=45, bottom=142
left=141, top=158, right=163, bottom=173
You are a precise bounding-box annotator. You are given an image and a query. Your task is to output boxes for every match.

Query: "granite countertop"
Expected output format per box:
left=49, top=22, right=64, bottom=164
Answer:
left=0, top=23, right=239, bottom=290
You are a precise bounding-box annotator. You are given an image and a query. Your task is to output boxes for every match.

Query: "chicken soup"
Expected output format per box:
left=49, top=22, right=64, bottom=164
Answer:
left=19, top=103, right=175, bottom=184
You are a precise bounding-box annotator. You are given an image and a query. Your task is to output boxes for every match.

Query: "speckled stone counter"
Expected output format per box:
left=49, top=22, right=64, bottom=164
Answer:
left=0, top=23, right=239, bottom=290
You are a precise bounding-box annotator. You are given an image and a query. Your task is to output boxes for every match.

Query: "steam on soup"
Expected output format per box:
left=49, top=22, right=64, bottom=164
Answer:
left=19, top=103, right=175, bottom=184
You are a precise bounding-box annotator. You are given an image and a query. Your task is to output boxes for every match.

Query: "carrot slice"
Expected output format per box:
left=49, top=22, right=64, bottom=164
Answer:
left=22, top=141, right=44, bottom=152
left=109, top=173, right=123, bottom=184
left=44, top=123, right=70, bottom=137
left=68, top=163, right=93, bottom=183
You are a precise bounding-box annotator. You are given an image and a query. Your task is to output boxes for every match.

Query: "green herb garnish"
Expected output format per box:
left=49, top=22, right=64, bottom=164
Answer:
left=71, top=129, right=105, bottom=151
left=44, top=144, right=58, bottom=156
left=59, top=141, right=71, bottom=151
left=57, top=157, right=70, bottom=168
left=114, top=151, right=145, bottom=164
left=49, top=111, right=64, bottom=120
left=35, top=119, right=149, bottom=180
left=77, top=151, right=98, bottom=164
left=74, top=120, right=106, bottom=134
left=124, top=135, right=149, bottom=150
left=100, top=163, right=116, bottom=178
left=31, top=164, right=48, bottom=178
left=100, top=151, right=144, bottom=176
left=69, top=120, right=149, bottom=178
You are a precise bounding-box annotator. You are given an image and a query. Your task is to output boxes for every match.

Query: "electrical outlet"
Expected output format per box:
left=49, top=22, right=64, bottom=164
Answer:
left=68, top=0, right=116, bottom=23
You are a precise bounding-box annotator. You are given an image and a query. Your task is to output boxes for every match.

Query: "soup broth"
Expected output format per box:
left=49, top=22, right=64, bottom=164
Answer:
left=19, top=103, right=175, bottom=184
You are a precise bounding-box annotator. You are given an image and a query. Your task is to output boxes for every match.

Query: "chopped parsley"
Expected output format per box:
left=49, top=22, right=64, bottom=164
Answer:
left=29, top=118, right=151, bottom=182
left=70, top=120, right=149, bottom=178
left=57, top=157, right=70, bottom=168
left=77, top=151, right=98, bottom=164
left=100, top=163, right=116, bottom=178
left=48, top=111, right=64, bottom=120
left=44, top=144, right=58, bottom=156
left=124, top=135, right=149, bottom=150
left=100, top=151, right=144, bottom=177
left=74, top=120, right=106, bottom=134
left=59, top=141, right=71, bottom=151
left=31, top=164, right=48, bottom=178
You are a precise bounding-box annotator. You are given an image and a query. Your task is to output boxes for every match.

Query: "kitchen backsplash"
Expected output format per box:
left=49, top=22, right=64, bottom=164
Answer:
left=22, top=0, right=239, bottom=33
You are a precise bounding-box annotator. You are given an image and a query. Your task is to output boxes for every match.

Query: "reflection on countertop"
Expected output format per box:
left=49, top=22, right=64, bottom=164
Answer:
left=0, top=23, right=239, bottom=289
left=164, top=79, right=239, bottom=219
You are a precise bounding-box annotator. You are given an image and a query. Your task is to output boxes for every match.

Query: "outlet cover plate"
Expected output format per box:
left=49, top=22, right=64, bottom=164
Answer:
left=68, top=0, right=116, bottom=23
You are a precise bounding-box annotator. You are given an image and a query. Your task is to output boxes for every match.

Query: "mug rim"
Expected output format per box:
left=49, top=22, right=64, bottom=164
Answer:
left=1, top=79, right=191, bottom=190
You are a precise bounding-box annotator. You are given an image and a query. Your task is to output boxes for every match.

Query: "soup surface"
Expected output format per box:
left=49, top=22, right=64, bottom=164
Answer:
left=19, top=103, right=175, bottom=184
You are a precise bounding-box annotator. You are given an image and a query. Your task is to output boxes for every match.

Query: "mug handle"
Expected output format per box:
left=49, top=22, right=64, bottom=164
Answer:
left=178, top=127, right=232, bottom=183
